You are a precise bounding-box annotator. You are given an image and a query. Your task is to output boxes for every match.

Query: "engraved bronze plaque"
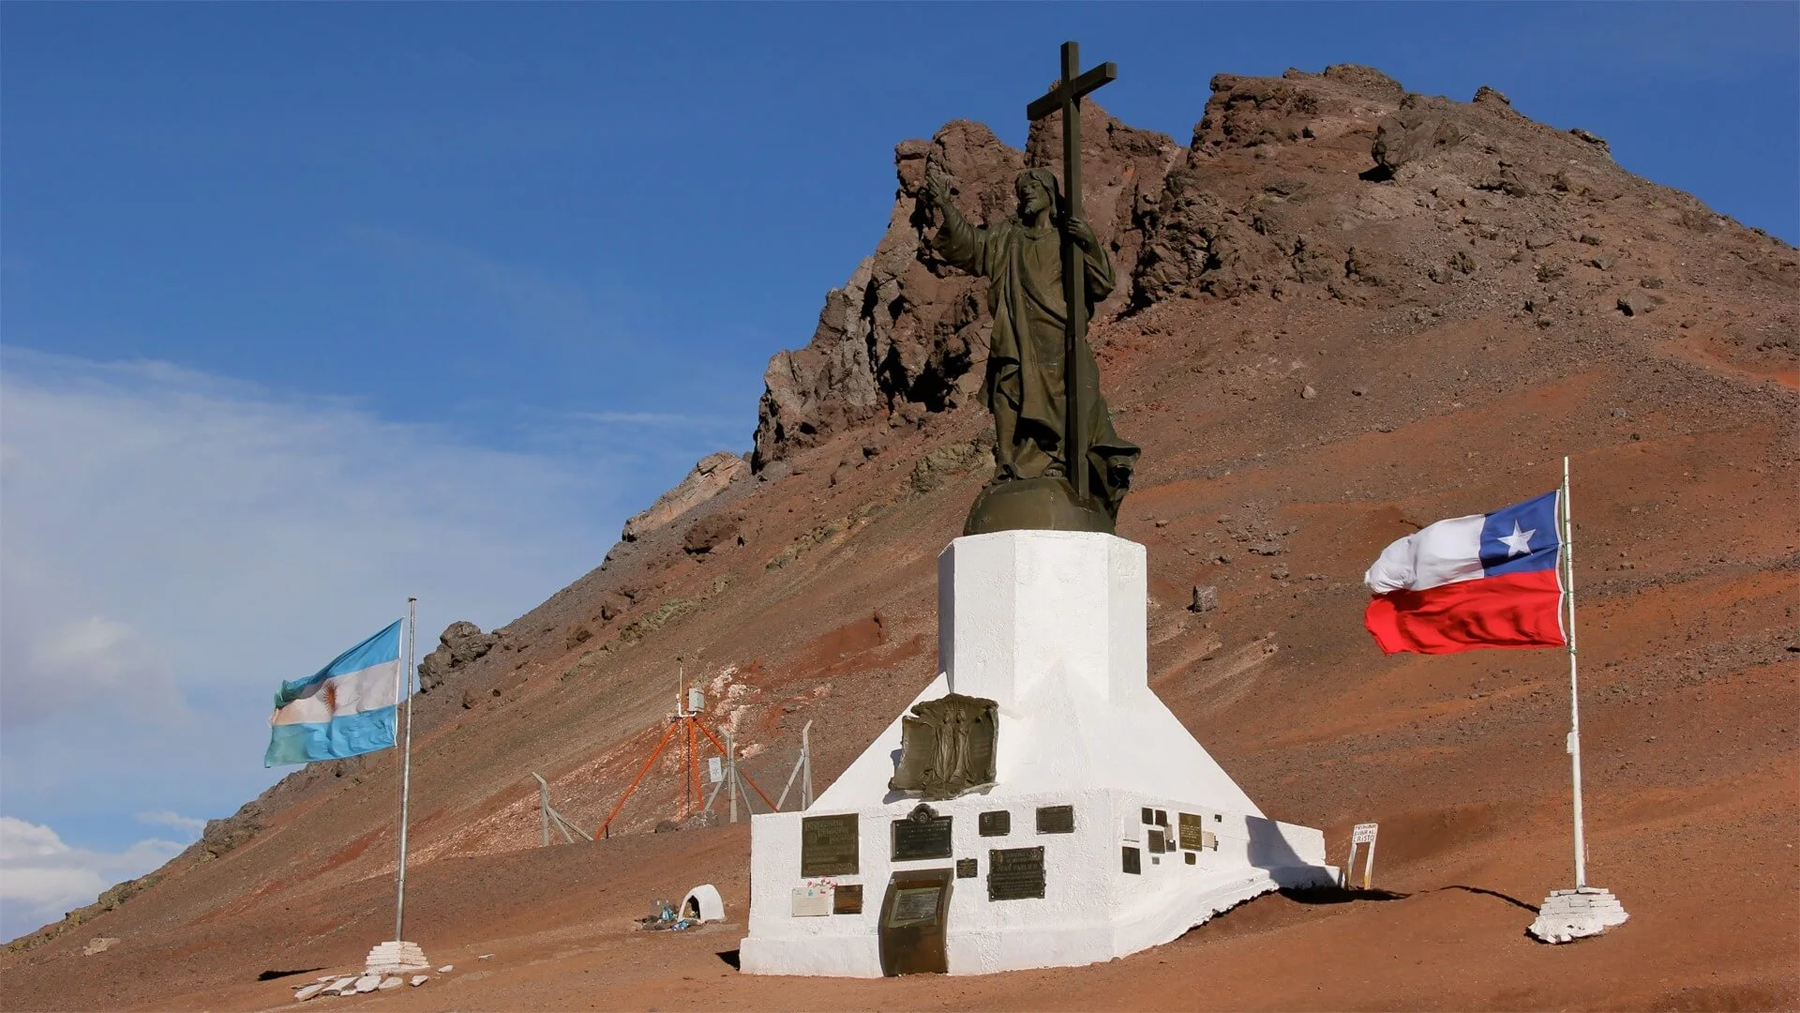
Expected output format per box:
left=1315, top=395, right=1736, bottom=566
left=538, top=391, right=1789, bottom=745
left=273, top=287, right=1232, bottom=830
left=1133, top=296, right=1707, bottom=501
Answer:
left=1121, top=845, right=1141, bottom=875
left=801, top=813, right=860, bottom=877
left=1141, top=806, right=1154, bottom=824
left=978, top=810, right=1011, bottom=837
left=878, top=868, right=952, bottom=976
left=956, top=858, right=977, bottom=879
left=891, top=804, right=953, bottom=861
left=1178, top=812, right=1205, bottom=851
left=1035, top=804, right=1075, bottom=834
left=834, top=883, right=864, bottom=914
left=987, top=846, right=1046, bottom=900
left=1184, top=851, right=1196, bottom=865
left=1148, top=829, right=1166, bottom=854
left=1154, top=810, right=1168, bottom=827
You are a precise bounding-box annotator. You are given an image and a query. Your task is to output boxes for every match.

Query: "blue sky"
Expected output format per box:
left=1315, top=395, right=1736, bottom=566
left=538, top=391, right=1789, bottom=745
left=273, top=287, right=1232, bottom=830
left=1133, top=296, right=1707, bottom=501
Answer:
left=2, top=2, right=1794, bottom=940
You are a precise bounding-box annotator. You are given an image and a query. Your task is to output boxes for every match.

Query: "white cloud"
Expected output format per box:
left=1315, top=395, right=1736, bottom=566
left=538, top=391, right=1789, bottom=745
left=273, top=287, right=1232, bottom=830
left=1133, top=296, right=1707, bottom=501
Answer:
left=134, top=811, right=207, bottom=837
left=0, top=350, right=632, bottom=880
left=0, top=817, right=184, bottom=940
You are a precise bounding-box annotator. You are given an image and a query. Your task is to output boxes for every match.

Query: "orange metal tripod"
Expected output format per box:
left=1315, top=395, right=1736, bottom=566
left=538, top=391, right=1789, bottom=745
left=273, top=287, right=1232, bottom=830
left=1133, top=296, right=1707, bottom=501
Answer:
left=595, top=708, right=777, bottom=838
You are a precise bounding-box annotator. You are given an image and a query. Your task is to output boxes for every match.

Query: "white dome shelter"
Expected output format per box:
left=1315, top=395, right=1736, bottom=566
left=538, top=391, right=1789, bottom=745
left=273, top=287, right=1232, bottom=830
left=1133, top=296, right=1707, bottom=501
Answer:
left=740, top=530, right=1334, bottom=977
left=682, top=883, right=725, bottom=923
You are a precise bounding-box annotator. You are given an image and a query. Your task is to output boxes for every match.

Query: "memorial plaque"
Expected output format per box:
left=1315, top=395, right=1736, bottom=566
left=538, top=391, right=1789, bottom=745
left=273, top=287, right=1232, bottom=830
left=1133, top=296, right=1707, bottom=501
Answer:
left=1148, top=829, right=1166, bottom=854
left=987, top=846, right=1046, bottom=900
left=1177, top=812, right=1205, bottom=851
left=892, top=803, right=953, bottom=861
left=801, top=813, right=860, bottom=877
left=1154, top=810, right=1168, bottom=827
left=1184, top=851, right=1196, bottom=865
left=978, top=810, right=1011, bottom=837
left=1141, top=807, right=1154, bottom=824
left=791, top=884, right=833, bottom=917
left=1121, top=845, right=1141, bottom=875
left=1036, top=804, right=1075, bottom=834
left=956, top=858, right=978, bottom=879
left=878, top=869, right=952, bottom=976
left=834, top=884, right=863, bottom=914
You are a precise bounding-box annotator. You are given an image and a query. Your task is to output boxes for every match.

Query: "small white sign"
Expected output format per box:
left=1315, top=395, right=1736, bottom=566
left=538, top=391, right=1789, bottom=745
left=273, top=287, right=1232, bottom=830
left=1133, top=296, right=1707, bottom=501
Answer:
left=1352, top=822, right=1379, bottom=844
left=790, top=884, right=833, bottom=917
left=708, top=756, right=724, bottom=784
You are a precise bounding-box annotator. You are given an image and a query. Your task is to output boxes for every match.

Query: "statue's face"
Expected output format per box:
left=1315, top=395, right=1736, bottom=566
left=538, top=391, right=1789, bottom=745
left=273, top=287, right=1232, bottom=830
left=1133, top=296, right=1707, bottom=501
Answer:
left=1017, top=176, right=1052, bottom=216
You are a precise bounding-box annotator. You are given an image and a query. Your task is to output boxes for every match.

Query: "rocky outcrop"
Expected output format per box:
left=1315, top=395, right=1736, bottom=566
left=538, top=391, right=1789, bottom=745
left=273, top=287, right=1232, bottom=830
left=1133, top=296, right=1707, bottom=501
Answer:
left=417, top=621, right=495, bottom=694
left=620, top=452, right=748, bottom=542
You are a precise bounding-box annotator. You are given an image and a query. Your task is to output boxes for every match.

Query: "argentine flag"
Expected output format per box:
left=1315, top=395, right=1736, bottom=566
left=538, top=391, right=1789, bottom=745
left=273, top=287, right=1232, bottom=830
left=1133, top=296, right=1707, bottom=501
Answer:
left=265, top=619, right=403, bottom=766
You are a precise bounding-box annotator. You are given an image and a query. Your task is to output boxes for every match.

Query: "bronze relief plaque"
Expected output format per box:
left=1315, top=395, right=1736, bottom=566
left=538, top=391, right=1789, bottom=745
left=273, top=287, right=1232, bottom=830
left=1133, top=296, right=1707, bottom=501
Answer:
left=801, top=813, right=860, bottom=877
left=834, top=883, right=864, bottom=914
left=956, top=858, right=978, bottom=879
left=1121, top=845, right=1142, bottom=875
left=891, top=804, right=953, bottom=861
left=1177, top=812, right=1205, bottom=851
left=887, top=693, right=999, bottom=801
left=1035, top=804, right=1075, bottom=834
left=987, top=846, right=1046, bottom=900
left=978, top=810, right=1011, bottom=837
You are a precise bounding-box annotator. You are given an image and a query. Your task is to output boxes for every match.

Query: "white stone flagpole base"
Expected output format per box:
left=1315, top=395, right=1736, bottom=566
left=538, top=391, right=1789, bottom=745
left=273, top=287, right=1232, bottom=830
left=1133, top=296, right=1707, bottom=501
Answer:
left=365, top=940, right=430, bottom=974
left=1527, top=886, right=1628, bottom=943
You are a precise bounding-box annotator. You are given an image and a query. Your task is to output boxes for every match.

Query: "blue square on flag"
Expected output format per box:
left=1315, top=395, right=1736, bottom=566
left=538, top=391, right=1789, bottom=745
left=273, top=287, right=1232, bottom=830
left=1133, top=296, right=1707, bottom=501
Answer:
left=1479, top=491, right=1560, bottom=577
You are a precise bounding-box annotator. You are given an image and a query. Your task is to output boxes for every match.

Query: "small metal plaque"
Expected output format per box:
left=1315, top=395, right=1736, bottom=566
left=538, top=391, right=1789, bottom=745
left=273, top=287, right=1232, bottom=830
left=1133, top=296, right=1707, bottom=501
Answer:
left=801, top=813, right=860, bottom=877
left=1035, top=804, right=1075, bottom=835
left=834, top=884, right=863, bottom=914
left=892, top=804, right=953, bottom=861
left=1185, top=851, right=1196, bottom=865
left=1178, top=812, right=1205, bottom=851
left=978, top=810, right=1011, bottom=837
left=891, top=885, right=940, bottom=925
left=956, top=858, right=978, bottom=879
left=1154, top=810, right=1168, bottom=827
left=1148, top=829, right=1166, bottom=854
left=1141, top=807, right=1154, bottom=824
left=792, top=884, right=832, bottom=917
left=987, top=846, right=1046, bottom=900
left=1121, top=845, right=1141, bottom=875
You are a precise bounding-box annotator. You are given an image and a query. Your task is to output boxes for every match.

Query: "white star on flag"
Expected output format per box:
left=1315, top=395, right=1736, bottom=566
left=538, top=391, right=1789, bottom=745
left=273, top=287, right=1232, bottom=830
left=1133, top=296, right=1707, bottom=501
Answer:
left=1497, top=520, right=1536, bottom=557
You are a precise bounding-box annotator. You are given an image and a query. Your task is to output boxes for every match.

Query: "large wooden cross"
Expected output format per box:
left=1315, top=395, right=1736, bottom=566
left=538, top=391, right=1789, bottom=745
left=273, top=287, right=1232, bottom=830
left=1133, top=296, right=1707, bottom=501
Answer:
left=1027, top=41, right=1114, bottom=503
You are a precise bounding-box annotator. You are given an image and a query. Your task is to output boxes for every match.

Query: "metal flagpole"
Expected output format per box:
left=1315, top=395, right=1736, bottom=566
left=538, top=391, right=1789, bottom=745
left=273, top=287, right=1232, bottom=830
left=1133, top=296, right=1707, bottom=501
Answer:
left=396, top=597, right=417, bottom=941
left=1560, top=458, right=1587, bottom=888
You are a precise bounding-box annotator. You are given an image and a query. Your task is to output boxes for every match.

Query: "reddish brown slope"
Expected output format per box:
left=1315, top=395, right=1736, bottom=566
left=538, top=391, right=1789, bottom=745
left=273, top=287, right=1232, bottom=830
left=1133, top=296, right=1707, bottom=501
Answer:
left=3, top=64, right=1794, bottom=1011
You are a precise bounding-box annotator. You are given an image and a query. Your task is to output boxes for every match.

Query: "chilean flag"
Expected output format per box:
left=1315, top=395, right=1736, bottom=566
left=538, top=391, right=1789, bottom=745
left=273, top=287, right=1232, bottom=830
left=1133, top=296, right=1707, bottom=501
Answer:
left=1363, top=491, right=1566, bottom=655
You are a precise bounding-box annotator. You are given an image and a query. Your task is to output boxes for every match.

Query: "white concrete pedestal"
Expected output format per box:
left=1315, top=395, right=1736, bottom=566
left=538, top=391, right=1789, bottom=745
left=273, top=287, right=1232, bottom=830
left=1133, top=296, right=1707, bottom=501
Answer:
left=739, top=531, right=1334, bottom=977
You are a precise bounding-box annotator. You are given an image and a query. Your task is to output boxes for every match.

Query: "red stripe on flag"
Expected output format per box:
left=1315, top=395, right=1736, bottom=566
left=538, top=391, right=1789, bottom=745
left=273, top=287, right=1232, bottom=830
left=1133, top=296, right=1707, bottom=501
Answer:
left=1364, top=569, right=1564, bottom=655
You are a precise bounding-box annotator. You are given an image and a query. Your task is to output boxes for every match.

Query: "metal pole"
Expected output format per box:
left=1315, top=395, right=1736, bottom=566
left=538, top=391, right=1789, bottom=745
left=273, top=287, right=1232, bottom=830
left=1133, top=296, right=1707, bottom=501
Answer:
left=801, top=721, right=814, bottom=809
left=396, top=597, right=417, bottom=942
left=727, top=731, right=738, bottom=824
left=1060, top=41, right=1088, bottom=503
left=533, top=773, right=551, bottom=847
left=1562, top=457, right=1587, bottom=888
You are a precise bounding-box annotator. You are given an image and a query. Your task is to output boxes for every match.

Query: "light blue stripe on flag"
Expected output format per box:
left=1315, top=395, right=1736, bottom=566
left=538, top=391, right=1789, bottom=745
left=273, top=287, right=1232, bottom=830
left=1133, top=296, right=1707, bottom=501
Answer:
left=265, top=619, right=403, bottom=767
left=266, top=706, right=398, bottom=767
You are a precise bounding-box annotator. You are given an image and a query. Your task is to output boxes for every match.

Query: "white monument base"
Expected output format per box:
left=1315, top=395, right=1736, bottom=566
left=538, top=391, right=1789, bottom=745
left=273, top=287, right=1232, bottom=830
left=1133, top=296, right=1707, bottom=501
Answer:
left=364, top=940, right=429, bottom=974
left=1527, top=886, right=1629, bottom=943
left=740, top=531, right=1335, bottom=977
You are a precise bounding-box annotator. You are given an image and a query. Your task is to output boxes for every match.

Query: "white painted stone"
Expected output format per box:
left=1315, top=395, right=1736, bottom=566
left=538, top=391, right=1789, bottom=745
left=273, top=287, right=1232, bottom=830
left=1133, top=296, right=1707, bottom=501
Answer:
left=1528, top=886, right=1629, bottom=943
left=682, top=883, right=726, bottom=923
left=326, top=977, right=357, bottom=995
left=293, top=983, right=327, bottom=1001
left=410, top=975, right=430, bottom=987
left=365, top=939, right=430, bottom=974
left=437, top=965, right=454, bottom=973
left=353, top=974, right=381, bottom=993
left=740, top=531, right=1335, bottom=978
left=378, top=977, right=402, bottom=990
